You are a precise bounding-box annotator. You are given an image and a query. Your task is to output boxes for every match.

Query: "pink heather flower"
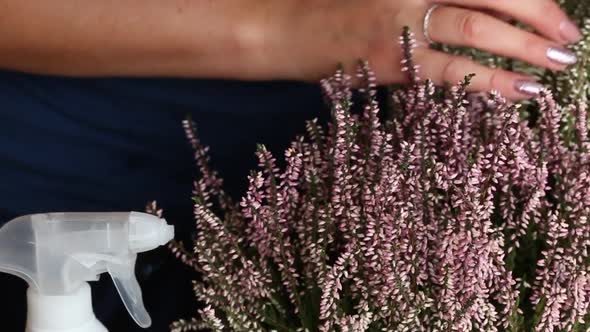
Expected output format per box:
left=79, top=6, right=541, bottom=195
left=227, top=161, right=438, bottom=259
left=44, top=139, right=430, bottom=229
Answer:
left=169, top=28, right=590, bottom=332
left=198, top=306, right=225, bottom=332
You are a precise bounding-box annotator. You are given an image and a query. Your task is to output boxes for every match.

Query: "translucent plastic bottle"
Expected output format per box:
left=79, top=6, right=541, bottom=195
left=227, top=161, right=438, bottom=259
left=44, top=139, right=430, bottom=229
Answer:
left=0, top=212, right=174, bottom=332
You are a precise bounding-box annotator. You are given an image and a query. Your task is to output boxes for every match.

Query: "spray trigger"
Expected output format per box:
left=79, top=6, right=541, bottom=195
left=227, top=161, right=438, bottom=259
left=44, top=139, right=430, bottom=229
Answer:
left=107, top=255, right=151, bottom=328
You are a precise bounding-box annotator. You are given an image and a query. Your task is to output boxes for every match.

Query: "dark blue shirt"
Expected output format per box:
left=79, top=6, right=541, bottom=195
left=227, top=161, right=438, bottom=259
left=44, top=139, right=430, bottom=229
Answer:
left=0, top=70, right=325, bottom=331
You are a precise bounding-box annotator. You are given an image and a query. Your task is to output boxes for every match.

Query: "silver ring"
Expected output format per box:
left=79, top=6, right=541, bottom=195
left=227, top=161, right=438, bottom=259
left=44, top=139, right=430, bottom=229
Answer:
left=423, top=4, right=440, bottom=45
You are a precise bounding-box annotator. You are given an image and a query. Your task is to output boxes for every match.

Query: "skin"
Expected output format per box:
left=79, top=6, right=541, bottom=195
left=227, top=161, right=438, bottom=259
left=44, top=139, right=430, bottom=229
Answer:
left=0, top=0, right=581, bottom=99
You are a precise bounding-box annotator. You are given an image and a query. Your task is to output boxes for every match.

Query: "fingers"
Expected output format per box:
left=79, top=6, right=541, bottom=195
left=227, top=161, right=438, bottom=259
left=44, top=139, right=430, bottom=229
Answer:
left=415, top=48, right=542, bottom=100
left=430, top=0, right=582, bottom=44
left=427, top=6, right=578, bottom=71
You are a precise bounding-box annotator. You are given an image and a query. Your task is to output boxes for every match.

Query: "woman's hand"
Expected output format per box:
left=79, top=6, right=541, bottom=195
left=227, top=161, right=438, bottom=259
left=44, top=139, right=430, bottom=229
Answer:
left=244, top=0, right=581, bottom=99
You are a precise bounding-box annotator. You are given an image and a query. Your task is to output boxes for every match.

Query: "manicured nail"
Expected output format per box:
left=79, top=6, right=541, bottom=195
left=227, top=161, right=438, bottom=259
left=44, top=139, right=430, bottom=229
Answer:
left=560, top=19, right=583, bottom=43
left=515, top=80, right=543, bottom=96
left=546, top=47, right=577, bottom=66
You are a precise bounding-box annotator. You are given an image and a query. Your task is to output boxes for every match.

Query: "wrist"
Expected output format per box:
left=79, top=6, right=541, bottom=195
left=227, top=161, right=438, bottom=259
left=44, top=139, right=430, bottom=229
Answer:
left=227, top=0, right=295, bottom=80
left=179, top=0, right=297, bottom=81
left=160, top=1, right=272, bottom=80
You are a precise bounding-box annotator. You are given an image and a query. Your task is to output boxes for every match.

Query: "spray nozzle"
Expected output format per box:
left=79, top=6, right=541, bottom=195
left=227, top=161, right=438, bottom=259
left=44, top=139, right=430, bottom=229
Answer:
left=0, top=212, right=174, bottom=330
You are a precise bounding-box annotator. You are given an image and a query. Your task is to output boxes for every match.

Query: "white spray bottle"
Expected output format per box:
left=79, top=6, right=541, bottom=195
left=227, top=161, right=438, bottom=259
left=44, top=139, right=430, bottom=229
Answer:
left=0, top=212, right=175, bottom=332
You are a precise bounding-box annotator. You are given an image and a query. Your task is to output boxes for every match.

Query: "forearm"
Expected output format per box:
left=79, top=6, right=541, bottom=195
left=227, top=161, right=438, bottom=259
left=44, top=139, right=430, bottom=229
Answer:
left=0, top=0, right=274, bottom=78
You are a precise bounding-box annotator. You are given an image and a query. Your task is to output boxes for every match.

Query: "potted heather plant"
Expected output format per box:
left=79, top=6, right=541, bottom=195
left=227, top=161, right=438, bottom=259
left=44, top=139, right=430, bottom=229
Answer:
left=163, top=3, right=590, bottom=329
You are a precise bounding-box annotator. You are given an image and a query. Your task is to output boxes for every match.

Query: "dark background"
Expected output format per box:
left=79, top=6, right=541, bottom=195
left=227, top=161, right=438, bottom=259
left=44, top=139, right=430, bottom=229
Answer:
left=0, top=70, right=326, bottom=331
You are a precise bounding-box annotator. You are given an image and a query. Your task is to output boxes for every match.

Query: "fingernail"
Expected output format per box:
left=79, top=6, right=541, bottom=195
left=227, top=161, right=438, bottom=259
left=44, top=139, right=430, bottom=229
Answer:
left=546, top=47, right=577, bottom=65
left=560, top=19, right=583, bottom=43
left=515, top=80, right=544, bottom=96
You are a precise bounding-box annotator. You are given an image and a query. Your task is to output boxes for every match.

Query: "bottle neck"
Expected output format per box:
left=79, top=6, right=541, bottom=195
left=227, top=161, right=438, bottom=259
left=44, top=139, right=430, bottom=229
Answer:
left=26, top=283, right=107, bottom=332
